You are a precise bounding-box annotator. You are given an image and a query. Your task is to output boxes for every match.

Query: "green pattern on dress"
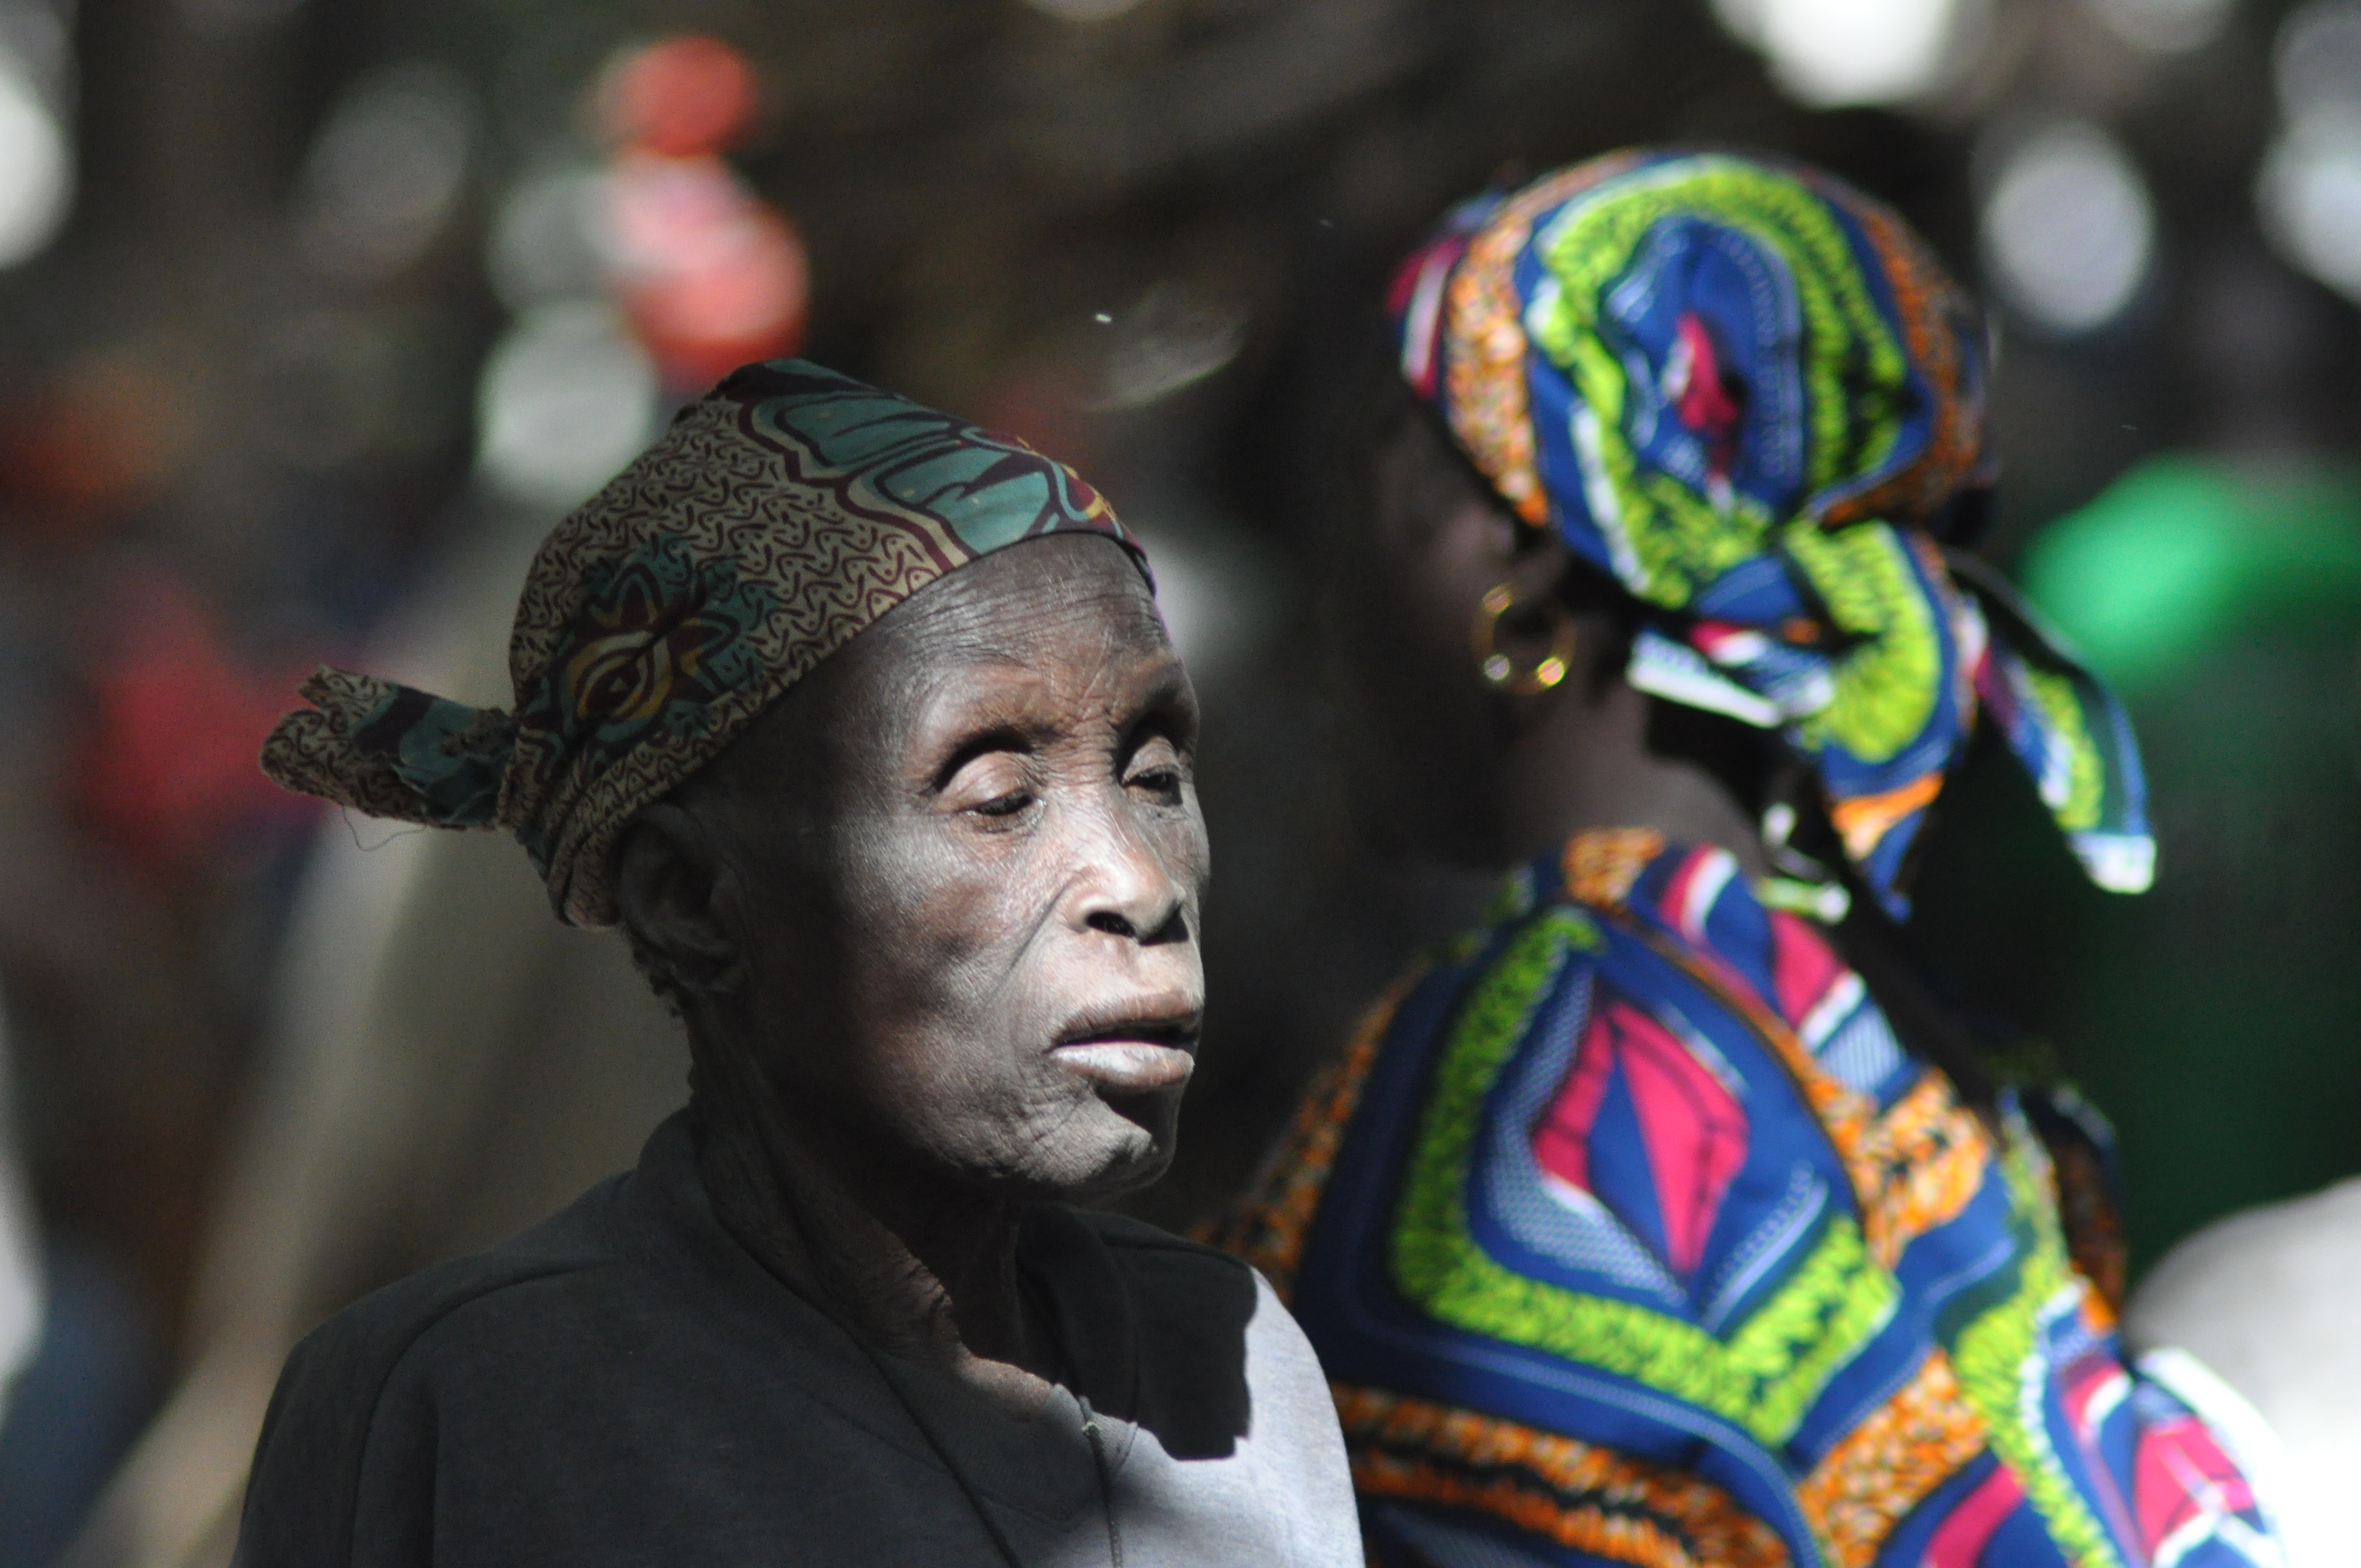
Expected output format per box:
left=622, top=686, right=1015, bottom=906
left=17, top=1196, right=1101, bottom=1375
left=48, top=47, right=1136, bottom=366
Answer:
left=1949, top=1124, right=2124, bottom=1568
left=1523, top=159, right=1911, bottom=609
left=1386, top=908, right=1898, bottom=1449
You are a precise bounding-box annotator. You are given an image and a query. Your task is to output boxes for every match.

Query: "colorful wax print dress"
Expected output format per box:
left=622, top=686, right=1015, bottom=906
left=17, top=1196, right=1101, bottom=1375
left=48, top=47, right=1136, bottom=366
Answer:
left=1218, top=830, right=2276, bottom=1568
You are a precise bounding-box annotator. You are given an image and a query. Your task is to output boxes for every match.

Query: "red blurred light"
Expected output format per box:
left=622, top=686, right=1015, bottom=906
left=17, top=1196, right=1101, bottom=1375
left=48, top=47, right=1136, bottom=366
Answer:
left=602, top=153, right=809, bottom=389
left=74, top=578, right=317, bottom=875
left=600, top=35, right=757, bottom=158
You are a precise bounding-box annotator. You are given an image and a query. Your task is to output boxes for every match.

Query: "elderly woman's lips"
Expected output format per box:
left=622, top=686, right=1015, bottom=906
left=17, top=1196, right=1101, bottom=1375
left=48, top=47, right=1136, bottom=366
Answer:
left=1047, top=1041, right=1196, bottom=1092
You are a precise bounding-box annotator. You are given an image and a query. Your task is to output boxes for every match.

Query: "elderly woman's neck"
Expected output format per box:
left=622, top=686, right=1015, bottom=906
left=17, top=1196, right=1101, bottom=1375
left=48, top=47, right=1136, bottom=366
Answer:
left=690, top=1071, right=1057, bottom=1414
left=1499, top=674, right=1774, bottom=879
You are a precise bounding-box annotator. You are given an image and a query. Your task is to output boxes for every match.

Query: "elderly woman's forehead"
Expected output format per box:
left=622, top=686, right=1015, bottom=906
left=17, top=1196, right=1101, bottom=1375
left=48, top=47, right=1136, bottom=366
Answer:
left=733, top=537, right=1168, bottom=758
left=875, top=535, right=1161, bottom=651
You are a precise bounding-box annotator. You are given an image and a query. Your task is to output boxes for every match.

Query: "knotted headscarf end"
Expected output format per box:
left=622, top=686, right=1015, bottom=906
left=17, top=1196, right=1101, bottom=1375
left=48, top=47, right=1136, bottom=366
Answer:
left=256, top=359, right=1143, bottom=929
left=260, top=667, right=518, bottom=830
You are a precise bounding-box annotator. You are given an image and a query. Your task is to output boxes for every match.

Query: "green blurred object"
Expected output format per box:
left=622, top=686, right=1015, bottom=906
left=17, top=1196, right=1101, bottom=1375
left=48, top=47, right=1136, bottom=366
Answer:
left=1951, top=452, right=2361, bottom=1276
left=2017, top=454, right=2361, bottom=691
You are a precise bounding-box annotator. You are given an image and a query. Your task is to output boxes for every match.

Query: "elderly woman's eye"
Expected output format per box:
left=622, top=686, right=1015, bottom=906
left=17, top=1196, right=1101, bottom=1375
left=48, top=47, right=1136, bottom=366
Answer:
left=1124, top=737, right=1187, bottom=797
left=943, top=749, right=1037, bottom=819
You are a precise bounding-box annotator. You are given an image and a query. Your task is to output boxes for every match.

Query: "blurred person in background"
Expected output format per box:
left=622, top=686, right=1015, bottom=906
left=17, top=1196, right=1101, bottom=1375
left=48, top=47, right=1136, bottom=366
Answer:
left=1215, top=150, right=2285, bottom=1568
left=232, top=360, right=1356, bottom=1567
left=61, top=500, right=685, bottom=1568
left=59, top=34, right=814, bottom=1568
left=0, top=1030, right=35, bottom=1459
left=0, top=990, right=158, bottom=1568
left=2124, top=1175, right=2361, bottom=1568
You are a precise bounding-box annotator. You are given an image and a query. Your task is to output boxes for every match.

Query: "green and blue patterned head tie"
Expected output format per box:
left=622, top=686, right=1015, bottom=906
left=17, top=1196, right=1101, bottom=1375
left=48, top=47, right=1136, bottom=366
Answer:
left=261, top=360, right=1147, bottom=927
left=1391, top=150, right=2153, bottom=917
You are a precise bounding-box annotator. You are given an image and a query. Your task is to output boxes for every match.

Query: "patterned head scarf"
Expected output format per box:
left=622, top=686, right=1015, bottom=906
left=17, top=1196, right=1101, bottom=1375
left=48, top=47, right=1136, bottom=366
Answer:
left=262, top=360, right=1145, bottom=927
left=1391, top=149, right=2153, bottom=916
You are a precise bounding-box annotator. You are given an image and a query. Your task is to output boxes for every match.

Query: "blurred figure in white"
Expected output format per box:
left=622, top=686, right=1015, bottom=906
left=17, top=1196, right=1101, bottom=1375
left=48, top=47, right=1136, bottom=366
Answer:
left=0, top=1015, right=41, bottom=1444
left=1, top=988, right=161, bottom=1568
left=2129, top=1187, right=2361, bottom=1568
left=61, top=505, right=683, bottom=1568
left=64, top=34, right=808, bottom=1566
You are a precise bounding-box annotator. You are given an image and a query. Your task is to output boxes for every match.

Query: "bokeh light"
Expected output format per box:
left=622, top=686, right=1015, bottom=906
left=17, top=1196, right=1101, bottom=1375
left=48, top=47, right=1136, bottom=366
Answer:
left=586, top=37, right=808, bottom=389
left=291, top=63, right=477, bottom=285
left=0, top=1112, right=34, bottom=1434
left=488, top=167, right=605, bottom=311
left=1124, top=520, right=1279, bottom=679
left=2257, top=114, right=2361, bottom=301
left=1022, top=0, right=1150, bottom=20
left=0, top=44, right=69, bottom=269
left=2082, top=0, right=2238, bottom=53
left=2259, top=2, right=2361, bottom=302
left=73, top=578, right=315, bottom=875
left=597, top=35, right=756, bottom=159
left=1712, top=0, right=1981, bottom=107
left=1981, top=120, right=2156, bottom=334
left=0, top=351, right=193, bottom=536
left=600, top=153, right=809, bottom=389
left=1093, top=285, right=1247, bottom=410
left=2275, top=0, right=2361, bottom=121
left=475, top=300, right=661, bottom=510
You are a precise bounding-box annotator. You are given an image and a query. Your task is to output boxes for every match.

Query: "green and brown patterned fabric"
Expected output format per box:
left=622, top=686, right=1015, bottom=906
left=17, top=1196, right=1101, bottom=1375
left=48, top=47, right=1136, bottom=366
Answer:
left=261, top=360, right=1144, bottom=927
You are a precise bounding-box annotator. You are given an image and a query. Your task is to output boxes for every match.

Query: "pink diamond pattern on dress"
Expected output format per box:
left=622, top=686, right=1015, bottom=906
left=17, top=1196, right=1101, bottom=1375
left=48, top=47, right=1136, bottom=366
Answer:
left=1530, top=997, right=1749, bottom=1278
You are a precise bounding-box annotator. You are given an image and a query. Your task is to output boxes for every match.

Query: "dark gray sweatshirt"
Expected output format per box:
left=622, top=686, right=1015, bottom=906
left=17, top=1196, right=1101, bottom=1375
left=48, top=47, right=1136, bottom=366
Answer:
left=232, top=1113, right=1359, bottom=1567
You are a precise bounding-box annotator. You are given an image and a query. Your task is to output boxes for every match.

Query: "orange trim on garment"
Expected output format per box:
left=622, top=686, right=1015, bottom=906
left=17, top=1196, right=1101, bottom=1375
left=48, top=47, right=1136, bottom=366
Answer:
left=1563, top=827, right=1668, bottom=908
left=1557, top=830, right=2001, bottom=1274
left=1809, top=193, right=1985, bottom=531
left=1440, top=158, right=1644, bottom=526
left=1852, top=1072, right=1992, bottom=1269
left=1827, top=773, right=1944, bottom=865
left=1794, top=1351, right=1990, bottom=1567
left=1337, top=1385, right=1792, bottom=1568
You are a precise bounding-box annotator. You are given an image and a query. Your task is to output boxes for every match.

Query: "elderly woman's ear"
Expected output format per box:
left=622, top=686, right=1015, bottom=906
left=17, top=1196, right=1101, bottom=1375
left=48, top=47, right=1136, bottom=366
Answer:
left=615, top=802, right=747, bottom=1004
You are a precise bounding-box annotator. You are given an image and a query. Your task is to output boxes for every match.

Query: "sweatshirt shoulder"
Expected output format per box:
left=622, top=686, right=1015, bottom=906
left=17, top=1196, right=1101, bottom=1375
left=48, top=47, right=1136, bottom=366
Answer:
left=236, top=1174, right=635, bottom=1568
left=298, top=1172, right=632, bottom=1373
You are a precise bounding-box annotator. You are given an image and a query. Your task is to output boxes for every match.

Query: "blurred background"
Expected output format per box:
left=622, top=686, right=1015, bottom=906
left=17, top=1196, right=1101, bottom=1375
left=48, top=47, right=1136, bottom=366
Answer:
left=0, top=0, right=2354, bottom=1561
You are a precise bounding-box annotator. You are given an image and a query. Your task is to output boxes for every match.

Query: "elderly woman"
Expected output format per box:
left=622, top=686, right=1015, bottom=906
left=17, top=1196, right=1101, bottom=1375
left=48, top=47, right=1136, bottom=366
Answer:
left=1217, top=153, right=2283, bottom=1567
left=237, top=362, right=1358, bottom=1566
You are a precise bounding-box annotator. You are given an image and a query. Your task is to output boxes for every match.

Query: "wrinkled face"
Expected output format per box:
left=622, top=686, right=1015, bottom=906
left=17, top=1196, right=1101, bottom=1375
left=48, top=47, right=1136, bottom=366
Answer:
left=705, top=533, right=1207, bottom=1204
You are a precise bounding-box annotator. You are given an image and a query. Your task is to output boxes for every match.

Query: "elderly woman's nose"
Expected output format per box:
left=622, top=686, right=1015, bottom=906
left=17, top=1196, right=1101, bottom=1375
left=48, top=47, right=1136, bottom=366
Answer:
left=1069, top=800, right=1190, bottom=944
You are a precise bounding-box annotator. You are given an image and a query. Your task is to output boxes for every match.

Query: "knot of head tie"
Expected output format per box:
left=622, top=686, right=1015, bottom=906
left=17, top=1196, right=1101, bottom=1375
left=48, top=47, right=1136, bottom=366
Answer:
left=260, top=666, right=518, bottom=830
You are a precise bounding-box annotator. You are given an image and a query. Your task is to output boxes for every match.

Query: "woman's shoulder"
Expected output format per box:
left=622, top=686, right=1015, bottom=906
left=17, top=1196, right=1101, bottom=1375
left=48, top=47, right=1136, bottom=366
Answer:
left=1040, top=1207, right=1261, bottom=1357
left=267, top=1113, right=766, bottom=1407
left=236, top=1174, right=641, bottom=1568
left=299, top=1178, right=633, bottom=1366
left=1054, top=1208, right=1341, bottom=1466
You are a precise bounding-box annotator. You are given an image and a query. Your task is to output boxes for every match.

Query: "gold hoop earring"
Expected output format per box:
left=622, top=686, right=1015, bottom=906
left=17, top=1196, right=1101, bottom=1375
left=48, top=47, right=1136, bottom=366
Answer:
left=1470, top=582, right=1578, bottom=695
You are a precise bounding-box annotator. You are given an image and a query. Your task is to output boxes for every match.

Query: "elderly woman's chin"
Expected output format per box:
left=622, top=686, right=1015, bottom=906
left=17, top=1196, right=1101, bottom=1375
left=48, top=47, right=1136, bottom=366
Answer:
left=1062, top=1092, right=1183, bottom=1200
left=948, top=1071, right=1184, bottom=1206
